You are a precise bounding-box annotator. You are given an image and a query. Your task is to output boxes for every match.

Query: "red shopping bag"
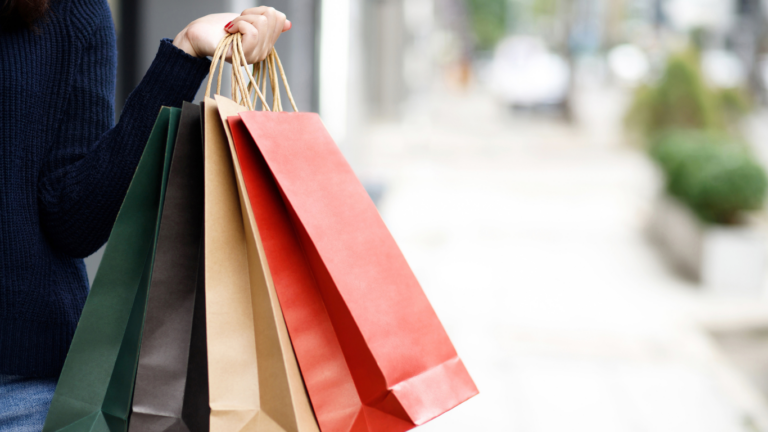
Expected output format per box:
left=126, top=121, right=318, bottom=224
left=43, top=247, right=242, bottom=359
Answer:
left=229, top=113, right=477, bottom=432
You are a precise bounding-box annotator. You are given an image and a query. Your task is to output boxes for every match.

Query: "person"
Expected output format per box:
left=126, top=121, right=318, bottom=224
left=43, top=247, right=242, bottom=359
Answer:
left=0, top=0, right=289, bottom=429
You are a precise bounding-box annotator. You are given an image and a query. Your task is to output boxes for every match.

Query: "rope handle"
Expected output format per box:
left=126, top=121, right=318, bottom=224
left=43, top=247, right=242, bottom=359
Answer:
left=204, top=33, right=264, bottom=110
left=204, top=33, right=298, bottom=112
left=247, top=48, right=297, bottom=112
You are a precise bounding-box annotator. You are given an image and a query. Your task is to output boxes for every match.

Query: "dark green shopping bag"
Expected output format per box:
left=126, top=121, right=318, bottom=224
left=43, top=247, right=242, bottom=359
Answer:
left=43, top=107, right=181, bottom=432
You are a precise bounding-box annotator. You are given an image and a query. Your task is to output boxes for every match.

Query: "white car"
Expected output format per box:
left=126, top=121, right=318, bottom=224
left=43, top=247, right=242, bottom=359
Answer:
left=490, top=36, right=571, bottom=108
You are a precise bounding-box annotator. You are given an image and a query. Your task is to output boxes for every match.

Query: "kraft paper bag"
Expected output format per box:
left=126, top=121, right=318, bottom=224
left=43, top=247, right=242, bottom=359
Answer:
left=130, top=101, right=208, bottom=432
left=202, top=95, right=318, bottom=431
left=44, top=107, right=180, bottom=432
left=202, top=96, right=257, bottom=431
left=233, top=111, right=478, bottom=432
left=214, top=95, right=319, bottom=432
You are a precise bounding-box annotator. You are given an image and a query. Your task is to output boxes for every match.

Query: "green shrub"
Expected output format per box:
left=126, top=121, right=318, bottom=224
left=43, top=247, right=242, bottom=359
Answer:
left=626, top=50, right=750, bottom=139
left=467, top=0, right=507, bottom=51
left=717, top=86, right=752, bottom=123
left=650, top=130, right=767, bottom=224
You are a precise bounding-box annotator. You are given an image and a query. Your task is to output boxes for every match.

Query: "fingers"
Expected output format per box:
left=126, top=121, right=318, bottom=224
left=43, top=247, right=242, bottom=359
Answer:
left=259, top=8, right=279, bottom=57
left=270, top=10, right=286, bottom=46
left=225, top=7, right=288, bottom=63
left=241, top=6, right=272, bottom=16
left=228, top=20, right=258, bottom=62
left=239, top=6, right=288, bottom=33
left=250, top=7, right=285, bottom=53
left=228, top=15, right=268, bottom=62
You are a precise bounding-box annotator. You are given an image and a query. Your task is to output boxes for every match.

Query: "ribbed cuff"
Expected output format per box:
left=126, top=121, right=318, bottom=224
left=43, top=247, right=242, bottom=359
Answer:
left=0, top=316, right=76, bottom=378
left=125, top=38, right=211, bottom=112
left=152, top=38, right=212, bottom=100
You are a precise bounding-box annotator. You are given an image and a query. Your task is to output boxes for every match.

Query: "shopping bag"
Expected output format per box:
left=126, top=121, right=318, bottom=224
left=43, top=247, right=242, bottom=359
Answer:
left=215, top=94, right=319, bottom=432
left=182, top=231, right=210, bottom=429
left=130, top=101, right=208, bottom=432
left=198, top=32, right=319, bottom=431
left=43, top=107, right=181, bottom=432
left=200, top=88, right=319, bottom=431
left=202, top=96, right=257, bottom=431
left=232, top=108, right=478, bottom=431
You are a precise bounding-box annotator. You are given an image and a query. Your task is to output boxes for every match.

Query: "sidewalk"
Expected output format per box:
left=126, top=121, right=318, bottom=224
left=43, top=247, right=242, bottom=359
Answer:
left=358, top=86, right=768, bottom=431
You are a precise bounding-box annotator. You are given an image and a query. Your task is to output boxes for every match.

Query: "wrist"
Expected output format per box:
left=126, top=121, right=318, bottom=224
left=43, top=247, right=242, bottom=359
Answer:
left=173, top=28, right=199, bottom=58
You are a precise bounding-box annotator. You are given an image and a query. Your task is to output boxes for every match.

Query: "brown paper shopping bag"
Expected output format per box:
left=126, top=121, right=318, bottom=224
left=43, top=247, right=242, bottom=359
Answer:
left=201, top=34, right=319, bottom=432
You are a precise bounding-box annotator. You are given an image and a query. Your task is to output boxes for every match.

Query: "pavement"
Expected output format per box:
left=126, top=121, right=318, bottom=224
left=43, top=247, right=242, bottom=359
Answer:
left=357, top=85, right=768, bottom=432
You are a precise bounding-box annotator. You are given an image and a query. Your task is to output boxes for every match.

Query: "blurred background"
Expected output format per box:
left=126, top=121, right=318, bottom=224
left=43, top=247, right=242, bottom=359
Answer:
left=91, top=0, right=768, bottom=430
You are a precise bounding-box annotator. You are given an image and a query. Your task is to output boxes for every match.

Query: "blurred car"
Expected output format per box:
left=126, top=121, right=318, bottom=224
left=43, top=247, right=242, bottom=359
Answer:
left=490, top=36, right=571, bottom=109
left=607, top=44, right=650, bottom=85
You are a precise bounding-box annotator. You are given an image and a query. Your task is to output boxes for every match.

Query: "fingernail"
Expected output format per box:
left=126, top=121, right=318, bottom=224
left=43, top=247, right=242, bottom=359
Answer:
left=225, top=21, right=233, bottom=30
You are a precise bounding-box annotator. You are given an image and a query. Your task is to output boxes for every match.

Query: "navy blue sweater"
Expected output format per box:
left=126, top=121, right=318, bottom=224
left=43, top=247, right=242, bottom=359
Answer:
left=0, top=0, right=211, bottom=377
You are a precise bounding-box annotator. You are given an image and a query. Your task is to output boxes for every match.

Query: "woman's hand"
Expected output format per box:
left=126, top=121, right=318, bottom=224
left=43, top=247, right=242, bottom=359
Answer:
left=173, top=7, right=291, bottom=63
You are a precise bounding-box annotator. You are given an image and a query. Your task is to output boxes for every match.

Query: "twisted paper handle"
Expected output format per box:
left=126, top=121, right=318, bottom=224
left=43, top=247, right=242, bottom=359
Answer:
left=247, top=48, right=297, bottom=112
left=204, top=33, right=262, bottom=110
left=204, top=33, right=298, bottom=112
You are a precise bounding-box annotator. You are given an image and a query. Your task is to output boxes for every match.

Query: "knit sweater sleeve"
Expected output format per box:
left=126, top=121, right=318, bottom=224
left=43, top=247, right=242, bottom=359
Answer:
left=38, top=23, right=211, bottom=258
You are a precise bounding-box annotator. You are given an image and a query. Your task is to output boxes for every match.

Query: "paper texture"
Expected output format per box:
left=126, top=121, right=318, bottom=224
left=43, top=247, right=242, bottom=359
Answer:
left=201, top=95, right=319, bottom=432
left=203, top=98, right=259, bottom=431
left=216, top=95, right=319, bottom=432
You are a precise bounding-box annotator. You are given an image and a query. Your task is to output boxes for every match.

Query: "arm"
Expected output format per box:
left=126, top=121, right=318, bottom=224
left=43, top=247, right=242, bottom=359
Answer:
left=39, top=6, right=289, bottom=258
left=38, top=26, right=210, bottom=258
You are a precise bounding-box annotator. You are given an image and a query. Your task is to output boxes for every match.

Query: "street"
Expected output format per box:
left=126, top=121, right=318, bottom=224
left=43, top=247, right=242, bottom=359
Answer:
left=362, top=86, right=768, bottom=431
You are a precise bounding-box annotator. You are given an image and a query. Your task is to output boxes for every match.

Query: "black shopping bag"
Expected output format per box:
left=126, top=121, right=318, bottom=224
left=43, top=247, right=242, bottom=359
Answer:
left=130, top=102, right=209, bottom=431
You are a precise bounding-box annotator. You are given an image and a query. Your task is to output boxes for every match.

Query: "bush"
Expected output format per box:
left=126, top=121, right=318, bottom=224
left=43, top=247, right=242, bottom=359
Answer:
left=626, top=51, right=750, bottom=139
left=650, top=130, right=767, bottom=224
left=467, top=0, right=507, bottom=51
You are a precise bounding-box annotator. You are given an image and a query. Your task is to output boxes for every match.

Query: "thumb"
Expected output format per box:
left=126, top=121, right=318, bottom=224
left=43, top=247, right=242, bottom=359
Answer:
left=283, top=19, right=292, bottom=32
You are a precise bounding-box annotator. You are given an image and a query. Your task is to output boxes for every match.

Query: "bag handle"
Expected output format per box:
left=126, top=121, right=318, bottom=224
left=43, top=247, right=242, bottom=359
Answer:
left=271, top=49, right=298, bottom=112
left=204, top=33, right=265, bottom=111
left=247, top=48, right=297, bottom=112
left=204, top=34, right=298, bottom=112
left=230, top=34, right=257, bottom=110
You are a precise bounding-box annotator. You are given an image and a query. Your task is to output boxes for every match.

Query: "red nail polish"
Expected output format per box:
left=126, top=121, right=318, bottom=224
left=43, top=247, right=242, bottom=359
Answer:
left=225, top=21, right=233, bottom=30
